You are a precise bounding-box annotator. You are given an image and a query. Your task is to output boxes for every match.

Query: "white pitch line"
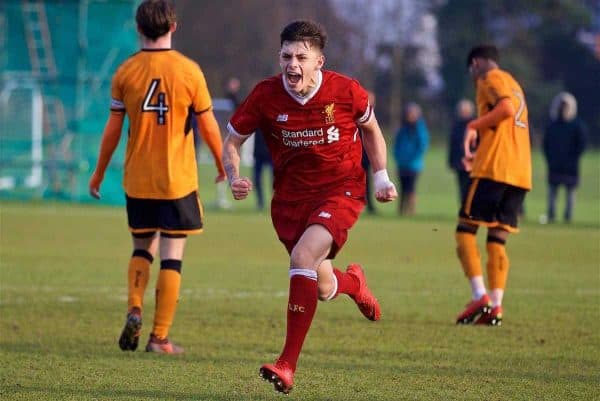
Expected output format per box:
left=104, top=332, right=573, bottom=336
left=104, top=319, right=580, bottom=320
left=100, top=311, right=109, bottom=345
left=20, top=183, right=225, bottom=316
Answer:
left=0, top=285, right=598, bottom=306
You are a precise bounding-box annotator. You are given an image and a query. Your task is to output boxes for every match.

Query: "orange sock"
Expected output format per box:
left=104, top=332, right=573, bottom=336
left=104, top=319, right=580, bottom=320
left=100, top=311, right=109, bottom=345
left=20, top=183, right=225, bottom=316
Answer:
left=455, top=231, right=482, bottom=278
left=153, top=260, right=182, bottom=340
left=486, top=239, right=509, bottom=290
left=127, top=250, right=153, bottom=312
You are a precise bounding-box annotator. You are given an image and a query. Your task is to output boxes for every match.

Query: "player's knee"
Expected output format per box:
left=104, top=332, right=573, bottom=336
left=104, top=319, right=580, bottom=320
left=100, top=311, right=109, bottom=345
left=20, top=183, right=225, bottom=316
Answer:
left=317, top=281, right=334, bottom=301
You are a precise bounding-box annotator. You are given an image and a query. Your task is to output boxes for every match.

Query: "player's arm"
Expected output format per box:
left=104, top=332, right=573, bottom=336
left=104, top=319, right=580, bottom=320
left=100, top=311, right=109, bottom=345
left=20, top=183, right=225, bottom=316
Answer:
left=195, top=110, right=226, bottom=183
left=88, top=112, right=125, bottom=199
left=464, top=98, right=515, bottom=160
left=359, top=114, right=398, bottom=203
left=222, top=129, right=253, bottom=200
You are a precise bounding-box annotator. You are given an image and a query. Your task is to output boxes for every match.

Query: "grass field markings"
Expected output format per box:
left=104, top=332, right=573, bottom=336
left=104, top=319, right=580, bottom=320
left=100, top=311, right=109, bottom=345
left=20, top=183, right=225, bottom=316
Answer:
left=1, top=284, right=598, bottom=302
left=0, top=287, right=292, bottom=305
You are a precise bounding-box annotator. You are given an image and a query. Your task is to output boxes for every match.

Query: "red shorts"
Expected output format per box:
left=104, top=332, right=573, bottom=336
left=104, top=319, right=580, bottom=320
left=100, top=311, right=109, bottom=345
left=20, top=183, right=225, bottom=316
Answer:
left=271, top=193, right=365, bottom=259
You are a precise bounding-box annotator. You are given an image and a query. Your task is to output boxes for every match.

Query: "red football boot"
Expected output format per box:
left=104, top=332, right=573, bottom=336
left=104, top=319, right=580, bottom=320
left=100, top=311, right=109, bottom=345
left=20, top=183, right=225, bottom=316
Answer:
left=475, top=305, right=503, bottom=326
left=145, top=333, right=184, bottom=354
left=259, top=360, right=294, bottom=394
left=456, top=294, right=491, bottom=324
left=347, top=264, right=381, bottom=321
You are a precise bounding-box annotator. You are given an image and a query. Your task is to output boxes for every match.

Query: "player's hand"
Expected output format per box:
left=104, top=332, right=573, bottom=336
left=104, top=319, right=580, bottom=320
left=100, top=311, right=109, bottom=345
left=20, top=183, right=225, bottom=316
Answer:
left=463, top=127, right=478, bottom=160
left=88, top=171, right=103, bottom=199
left=230, top=177, right=253, bottom=200
left=214, top=173, right=226, bottom=183
left=373, top=169, right=398, bottom=203
left=461, top=155, right=475, bottom=172
left=375, top=183, right=398, bottom=203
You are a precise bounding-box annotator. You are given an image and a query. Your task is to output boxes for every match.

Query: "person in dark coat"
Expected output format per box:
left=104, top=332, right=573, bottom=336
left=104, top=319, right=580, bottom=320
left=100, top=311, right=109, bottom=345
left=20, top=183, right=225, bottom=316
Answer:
left=543, top=92, right=588, bottom=223
left=253, top=128, right=273, bottom=210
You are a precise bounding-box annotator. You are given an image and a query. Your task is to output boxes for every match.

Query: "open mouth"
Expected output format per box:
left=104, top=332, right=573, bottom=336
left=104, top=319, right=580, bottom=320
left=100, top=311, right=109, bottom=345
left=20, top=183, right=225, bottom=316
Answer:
left=286, top=72, right=302, bottom=85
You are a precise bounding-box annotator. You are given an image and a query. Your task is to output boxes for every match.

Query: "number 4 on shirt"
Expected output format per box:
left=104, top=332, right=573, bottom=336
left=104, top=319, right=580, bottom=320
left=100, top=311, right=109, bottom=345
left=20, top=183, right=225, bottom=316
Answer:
left=142, top=79, right=169, bottom=125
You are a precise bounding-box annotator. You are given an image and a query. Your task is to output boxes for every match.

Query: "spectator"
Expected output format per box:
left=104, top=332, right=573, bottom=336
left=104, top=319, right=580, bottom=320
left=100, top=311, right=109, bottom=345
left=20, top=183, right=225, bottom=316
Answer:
left=253, top=127, right=273, bottom=210
left=393, top=102, right=430, bottom=215
left=448, top=99, right=475, bottom=204
left=543, top=92, right=588, bottom=223
left=361, top=90, right=377, bottom=214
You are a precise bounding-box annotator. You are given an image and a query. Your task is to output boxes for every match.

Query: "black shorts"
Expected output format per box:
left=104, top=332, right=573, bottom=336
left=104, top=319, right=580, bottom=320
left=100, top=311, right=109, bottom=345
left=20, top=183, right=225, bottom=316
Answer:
left=459, top=178, right=527, bottom=233
left=126, top=191, right=203, bottom=235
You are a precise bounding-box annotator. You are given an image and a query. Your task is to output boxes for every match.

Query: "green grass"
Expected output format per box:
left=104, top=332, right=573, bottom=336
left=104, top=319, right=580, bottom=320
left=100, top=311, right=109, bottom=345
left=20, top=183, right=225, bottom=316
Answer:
left=1, top=148, right=598, bottom=400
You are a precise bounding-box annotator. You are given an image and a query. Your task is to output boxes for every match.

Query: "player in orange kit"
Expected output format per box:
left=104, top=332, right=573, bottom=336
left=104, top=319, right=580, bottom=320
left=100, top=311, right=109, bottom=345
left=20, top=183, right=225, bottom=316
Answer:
left=88, top=0, right=225, bottom=353
left=455, top=44, right=532, bottom=326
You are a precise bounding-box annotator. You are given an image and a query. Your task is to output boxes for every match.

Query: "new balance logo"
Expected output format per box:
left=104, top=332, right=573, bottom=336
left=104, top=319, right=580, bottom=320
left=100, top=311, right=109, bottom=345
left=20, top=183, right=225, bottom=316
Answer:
left=276, top=114, right=288, bottom=122
left=318, top=211, right=331, bottom=219
left=327, top=125, right=339, bottom=143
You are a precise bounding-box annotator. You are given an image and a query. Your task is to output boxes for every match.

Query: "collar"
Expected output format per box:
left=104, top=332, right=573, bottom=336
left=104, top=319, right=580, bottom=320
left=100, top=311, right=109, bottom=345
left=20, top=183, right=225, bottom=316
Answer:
left=282, top=70, right=323, bottom=106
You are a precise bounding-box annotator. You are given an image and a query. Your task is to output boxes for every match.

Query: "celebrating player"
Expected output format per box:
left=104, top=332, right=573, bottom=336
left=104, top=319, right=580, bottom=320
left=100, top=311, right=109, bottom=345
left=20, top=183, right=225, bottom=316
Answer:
left=223, top=20, right=397, bottom=394
left=88, top=0, right=225, bottom=353
left=455, top=45, right=532, bottom=326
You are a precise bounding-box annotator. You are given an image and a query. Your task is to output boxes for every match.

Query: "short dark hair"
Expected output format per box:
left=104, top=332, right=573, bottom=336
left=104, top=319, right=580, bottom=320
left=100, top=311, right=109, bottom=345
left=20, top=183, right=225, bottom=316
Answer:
left=136, top=0, right=176, bottom=41
left=466, top=45, right=499, bottom=67
left=280, top=20, right=327, bottom=50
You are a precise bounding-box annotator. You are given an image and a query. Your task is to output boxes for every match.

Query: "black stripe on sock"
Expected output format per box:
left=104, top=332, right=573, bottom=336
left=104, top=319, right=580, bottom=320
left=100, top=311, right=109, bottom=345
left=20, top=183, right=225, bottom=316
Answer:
left=132, top=249, right=154, bottom=263
left=160, top=259, right=182, bottom=273
left=456, top=225, right=477, bottom=235
left=487, top=235, right=506, bottom=245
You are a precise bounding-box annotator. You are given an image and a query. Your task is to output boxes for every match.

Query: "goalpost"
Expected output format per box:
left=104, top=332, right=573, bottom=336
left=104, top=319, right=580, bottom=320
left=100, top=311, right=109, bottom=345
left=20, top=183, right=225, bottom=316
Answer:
left=0, top=77, right=44, bottom=192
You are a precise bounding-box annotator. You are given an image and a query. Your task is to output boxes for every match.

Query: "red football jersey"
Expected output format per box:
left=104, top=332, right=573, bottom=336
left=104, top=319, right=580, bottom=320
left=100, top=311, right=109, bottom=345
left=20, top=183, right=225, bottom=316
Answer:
left=228, top=70, right=371, bottom=201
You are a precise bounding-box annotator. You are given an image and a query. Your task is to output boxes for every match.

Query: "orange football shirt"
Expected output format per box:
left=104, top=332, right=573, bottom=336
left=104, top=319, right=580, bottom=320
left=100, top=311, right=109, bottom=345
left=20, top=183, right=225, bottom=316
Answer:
left=472, top=69, right=532, bottom=190
left=111, top=49, right=212, bottom=199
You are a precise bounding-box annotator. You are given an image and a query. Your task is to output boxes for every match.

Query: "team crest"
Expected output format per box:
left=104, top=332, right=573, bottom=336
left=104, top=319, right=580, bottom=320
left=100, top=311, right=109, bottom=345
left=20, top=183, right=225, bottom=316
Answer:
left=323, top=103, right=335, bottom=124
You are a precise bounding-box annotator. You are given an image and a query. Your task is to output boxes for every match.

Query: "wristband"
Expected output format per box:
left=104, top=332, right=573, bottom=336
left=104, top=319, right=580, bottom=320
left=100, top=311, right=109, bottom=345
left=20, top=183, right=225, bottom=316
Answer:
left=373, top=169, right=392, bottom=191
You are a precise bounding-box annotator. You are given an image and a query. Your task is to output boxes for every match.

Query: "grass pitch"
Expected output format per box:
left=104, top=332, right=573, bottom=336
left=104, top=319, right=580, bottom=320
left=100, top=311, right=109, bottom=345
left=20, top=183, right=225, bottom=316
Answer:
left=1, top=149, right=598, bottom=400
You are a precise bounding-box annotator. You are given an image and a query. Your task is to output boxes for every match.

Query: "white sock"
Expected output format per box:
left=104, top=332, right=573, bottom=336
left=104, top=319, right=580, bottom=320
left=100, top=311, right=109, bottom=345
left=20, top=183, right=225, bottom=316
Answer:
left=469, top=276, right=487, bottom=300
left=490, top=288, right=504, bottom=307
left=324, top=272, right=338, bottom=301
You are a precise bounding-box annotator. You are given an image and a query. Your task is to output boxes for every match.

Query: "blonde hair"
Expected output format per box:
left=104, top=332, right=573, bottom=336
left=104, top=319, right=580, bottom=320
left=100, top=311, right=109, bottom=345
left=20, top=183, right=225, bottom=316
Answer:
left=549, top=92, right=577, bottom=122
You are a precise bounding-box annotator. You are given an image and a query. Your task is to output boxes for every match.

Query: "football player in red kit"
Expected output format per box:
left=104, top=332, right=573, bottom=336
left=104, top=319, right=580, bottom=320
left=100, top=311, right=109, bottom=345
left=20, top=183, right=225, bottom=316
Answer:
left=223, top=20, right=397, bottom=394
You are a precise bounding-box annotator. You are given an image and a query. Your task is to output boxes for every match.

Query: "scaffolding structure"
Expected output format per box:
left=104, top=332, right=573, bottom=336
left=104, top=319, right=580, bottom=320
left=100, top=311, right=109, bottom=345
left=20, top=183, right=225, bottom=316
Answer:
left=0, top=0, right=138, bottom=203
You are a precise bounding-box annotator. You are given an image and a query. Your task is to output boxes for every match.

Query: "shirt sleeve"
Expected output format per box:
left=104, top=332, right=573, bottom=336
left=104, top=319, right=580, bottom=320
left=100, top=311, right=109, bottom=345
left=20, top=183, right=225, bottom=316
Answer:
left=481, top=70, right=512, bottom=107
left=350, top=80, right=372, bottom=124
left=227, top=85, right=263, bottom=137
left=110, top=69, right=125, bottom=113
left=191, top=64, right=213, bottom=114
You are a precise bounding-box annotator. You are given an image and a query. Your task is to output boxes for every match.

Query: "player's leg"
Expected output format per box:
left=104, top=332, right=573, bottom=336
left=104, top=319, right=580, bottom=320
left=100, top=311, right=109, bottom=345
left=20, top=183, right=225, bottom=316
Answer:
left=476, top=227, right=509, bottom=326
left=260, top=224, right=331, bottom=394
left=455, top=178, right=498, bottom=324
left=119, top=231, right=158, bottom=351
left=455, top=223, right=490, bottom=323
left=129, top=232, right=159, bottom=312
left=145, top=233, right=186, bottom=354
left=317, top=260, right=381, bottom=321
left=475, top=184, right=526, bottom=326
left=146, top=191, right=203, bottom=353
